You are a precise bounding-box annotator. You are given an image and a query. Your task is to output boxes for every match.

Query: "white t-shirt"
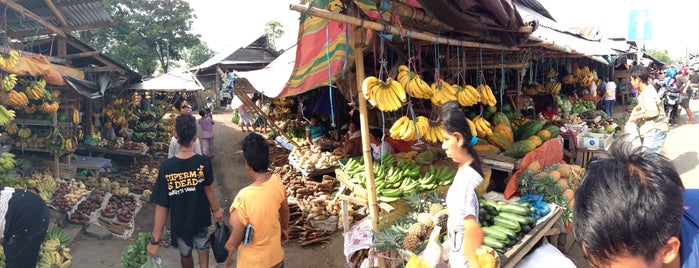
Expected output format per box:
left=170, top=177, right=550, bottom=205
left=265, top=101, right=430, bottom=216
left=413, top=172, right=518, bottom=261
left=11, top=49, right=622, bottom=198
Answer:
left=370, top=141, right=395, bottom=160
left=605, top=81, right=617, bottom=101
left=168, top=136, right=203, bottom=158
left=445, top=164, right=483, bottom=267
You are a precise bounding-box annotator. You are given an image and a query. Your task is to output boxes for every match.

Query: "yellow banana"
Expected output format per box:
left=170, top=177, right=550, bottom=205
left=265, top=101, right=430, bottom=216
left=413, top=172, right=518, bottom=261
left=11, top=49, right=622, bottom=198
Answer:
left=389, top=78, right=406, bottom=103
left=465, top=118, right=478, bottom=137
left=362, top=76, right=378, bottom=102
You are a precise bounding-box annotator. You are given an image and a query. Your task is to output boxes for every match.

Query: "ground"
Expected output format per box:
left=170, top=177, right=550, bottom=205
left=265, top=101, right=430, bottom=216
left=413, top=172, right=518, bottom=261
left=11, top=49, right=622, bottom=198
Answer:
left=68, top=111, right=346, bottom=268
left=66, top=98, right=699, bottom=267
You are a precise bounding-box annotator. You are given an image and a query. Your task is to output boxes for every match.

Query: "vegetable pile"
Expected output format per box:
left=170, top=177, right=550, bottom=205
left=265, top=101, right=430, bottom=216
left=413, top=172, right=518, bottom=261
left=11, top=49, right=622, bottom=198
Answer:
left=516, top=161, right=584, bottom=223
left=479, top=200, right=537, bottom=254
left=121, top=232, right=150, bottom=268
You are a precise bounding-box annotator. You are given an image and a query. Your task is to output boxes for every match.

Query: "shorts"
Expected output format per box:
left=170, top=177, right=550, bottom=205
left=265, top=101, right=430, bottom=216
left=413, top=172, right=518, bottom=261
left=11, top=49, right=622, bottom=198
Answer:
left=447, top=230, right=469, bottom=268
left=680, top=90, right=692, bottom=108
left=176, top=228, right=210, bottom=258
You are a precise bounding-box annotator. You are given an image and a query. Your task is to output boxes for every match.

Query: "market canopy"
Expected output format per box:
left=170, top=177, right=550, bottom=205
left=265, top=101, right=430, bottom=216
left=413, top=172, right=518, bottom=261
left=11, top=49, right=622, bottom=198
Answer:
left=235, top=45, right=297, bottom=98
left=128, top=69, right=204, bottom=92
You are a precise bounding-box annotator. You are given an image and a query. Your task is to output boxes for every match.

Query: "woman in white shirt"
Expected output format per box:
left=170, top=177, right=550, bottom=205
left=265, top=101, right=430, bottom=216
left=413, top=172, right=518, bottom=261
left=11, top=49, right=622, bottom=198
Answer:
left=369, top=129, right=395, bottom=160
left=604, top=79, right=617, bottom=116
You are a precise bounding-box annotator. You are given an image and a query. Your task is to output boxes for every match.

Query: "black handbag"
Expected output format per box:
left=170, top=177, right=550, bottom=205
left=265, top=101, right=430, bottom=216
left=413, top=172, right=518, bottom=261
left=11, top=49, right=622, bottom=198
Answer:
left=209, top=222, right=231, bottom=263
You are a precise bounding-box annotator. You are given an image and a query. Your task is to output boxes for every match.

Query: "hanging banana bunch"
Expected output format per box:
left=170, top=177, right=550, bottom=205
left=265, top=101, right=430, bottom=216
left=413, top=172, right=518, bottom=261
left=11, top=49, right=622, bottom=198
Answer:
left=397, top=65, right=433, bottom=99
left=362, top=76, right=407, bottom=112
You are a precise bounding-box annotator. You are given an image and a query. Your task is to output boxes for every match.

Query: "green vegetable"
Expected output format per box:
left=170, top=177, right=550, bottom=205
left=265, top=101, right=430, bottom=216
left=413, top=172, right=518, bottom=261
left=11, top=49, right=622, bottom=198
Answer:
left=482, top=227, right=508, bottom=241
left=494, top=216, right=521, bottom=232
left=121, top=232, right=151, bottom=268
left=497, top=212, right=534, bottom=225
left=482, top=236, right=505, bottom=250
left=490, top=225, right=517, bottom=239
left=499, top=204, right=532, bottom=216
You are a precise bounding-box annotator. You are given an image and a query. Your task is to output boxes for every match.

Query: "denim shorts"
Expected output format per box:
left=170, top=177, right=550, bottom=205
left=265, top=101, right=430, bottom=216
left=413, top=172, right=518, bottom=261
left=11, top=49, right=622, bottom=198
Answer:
left=642, top=128, right=667, bottom=154
left=176, top=228, right=210, bottom=258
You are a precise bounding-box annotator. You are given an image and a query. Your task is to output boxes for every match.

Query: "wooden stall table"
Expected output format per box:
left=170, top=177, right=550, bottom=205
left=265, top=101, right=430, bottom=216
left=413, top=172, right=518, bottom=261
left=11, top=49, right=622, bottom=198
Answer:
left=85, top=146, right=147, bottom=165
left=479, top=152, right=522, bottom=178
left=70, top=155, right=112, bottom=178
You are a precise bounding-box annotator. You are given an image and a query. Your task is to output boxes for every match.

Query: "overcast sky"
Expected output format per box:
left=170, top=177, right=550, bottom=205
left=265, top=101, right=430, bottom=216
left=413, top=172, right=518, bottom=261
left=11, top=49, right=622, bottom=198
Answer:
left=185, top=0, right=299, bottom=53
left=185, top=0, right=697, bottom=59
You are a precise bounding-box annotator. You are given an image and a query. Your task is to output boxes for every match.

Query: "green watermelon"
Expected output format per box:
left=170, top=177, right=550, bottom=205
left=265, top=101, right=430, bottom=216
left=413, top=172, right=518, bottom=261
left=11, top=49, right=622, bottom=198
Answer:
left=502, top=103, right=513, bottom=112
left=57, top=114, right=69, bottom=122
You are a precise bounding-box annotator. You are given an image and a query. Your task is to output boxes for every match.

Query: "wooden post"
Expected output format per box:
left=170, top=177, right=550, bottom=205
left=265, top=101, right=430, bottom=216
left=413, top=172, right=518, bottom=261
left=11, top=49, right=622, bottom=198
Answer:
left=354, top=27, right=384, bottom=268
left=232, top=90, right=300, bottom=149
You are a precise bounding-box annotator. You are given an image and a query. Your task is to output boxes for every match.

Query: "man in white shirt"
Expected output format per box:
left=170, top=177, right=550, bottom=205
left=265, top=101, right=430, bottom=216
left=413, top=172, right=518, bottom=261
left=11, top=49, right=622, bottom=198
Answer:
left=604, top=79, right=617, bottom=116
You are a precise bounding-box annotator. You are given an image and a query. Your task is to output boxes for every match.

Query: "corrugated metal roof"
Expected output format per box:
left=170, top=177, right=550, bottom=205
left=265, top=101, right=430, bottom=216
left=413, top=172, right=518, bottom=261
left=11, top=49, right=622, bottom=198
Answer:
left=4, top=0, right=113, bottom=34
left=514, top=0, right=556, bottom=21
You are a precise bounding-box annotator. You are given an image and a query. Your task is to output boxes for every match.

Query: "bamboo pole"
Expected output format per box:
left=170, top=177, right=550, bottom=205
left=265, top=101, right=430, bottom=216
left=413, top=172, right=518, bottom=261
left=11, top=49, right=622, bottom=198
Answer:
left=232, top=90, right=300, bottom=149
left=353, top=27, right=384, bottom=268
left=289, top=4, right=518, bottom=51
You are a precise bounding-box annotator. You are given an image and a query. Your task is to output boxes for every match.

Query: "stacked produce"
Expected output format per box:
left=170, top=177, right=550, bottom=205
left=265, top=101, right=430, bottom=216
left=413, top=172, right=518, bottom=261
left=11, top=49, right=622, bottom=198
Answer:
left=517, top=161, right=585, bottom=222
left=289, top=147, right=340, bottom=172
left=269, top=145, right=291, bottom=167
left=69, top=189, right=106, bottom=225
left=342, top=154, right=455, bottom=203
left=27, top=170, right=58, bottom=203
left=24, top=79, right=50, bottom=100
left=479, top=200, right=536, bottom=254
left=1, top=73, right=17, bottom=90
left=99, top=194, right=138, bottom=235
left=274, top=119, right=307, bottom=144
left=0, top=50, right=20, bottom=69
left=555, top=94, right=573, bottom=117
left=104, top=96, right=135, bottom=129
left=50, top=180, right=90, bottom=211
left=469, top=111, right=559, bottom=159
left=37, top=231, right=73, bottom=268
left=362, top=76, right=406, bottom=112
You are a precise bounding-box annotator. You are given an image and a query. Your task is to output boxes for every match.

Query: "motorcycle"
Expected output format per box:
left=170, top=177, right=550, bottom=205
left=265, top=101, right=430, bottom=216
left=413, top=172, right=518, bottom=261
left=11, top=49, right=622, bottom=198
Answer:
left=658, top=85, right=682, bottom=124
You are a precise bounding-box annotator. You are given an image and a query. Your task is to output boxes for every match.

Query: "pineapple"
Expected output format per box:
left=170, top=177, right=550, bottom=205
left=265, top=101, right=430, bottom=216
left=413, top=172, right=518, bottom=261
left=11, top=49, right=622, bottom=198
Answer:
left=417, top=213, right=434, bottom=229
left=429, top=203, right=445, bottom=215
left=404, top=191, right=424, bottom=212
left=408, top=222, right=427, bottom=238
left=402, top=233, right=420, bottom=251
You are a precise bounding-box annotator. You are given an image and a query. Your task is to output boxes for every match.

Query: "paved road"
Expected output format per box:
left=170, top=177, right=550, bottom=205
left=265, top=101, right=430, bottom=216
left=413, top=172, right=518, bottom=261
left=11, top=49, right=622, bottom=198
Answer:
left=663, top=98, right=699, bottom=189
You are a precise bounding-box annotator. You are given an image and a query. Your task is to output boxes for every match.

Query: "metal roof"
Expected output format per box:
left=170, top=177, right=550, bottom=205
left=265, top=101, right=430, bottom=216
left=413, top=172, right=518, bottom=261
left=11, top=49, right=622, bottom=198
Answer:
left=3, top=0, right=113, bottom=37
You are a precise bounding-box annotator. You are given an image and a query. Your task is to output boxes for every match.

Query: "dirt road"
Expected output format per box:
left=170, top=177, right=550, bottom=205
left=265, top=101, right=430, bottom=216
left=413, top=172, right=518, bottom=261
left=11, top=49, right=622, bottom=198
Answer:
left=69, top=111, right=347, bottom=267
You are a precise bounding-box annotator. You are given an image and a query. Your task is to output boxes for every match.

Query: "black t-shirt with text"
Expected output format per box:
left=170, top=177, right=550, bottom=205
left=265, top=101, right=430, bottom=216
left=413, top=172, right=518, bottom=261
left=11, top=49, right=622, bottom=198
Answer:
left=150, top=154, right=213, bottom=247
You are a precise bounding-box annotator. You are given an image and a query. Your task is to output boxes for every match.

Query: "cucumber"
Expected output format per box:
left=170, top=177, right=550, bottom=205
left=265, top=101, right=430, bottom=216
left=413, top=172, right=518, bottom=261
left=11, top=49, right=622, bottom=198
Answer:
left=482, top=227, right=508, bottom=241
left=482, top=204, right=497, bottom=216
left=498, top=212, right=534, bottom=225
left=490, top=225, right=517, bottom=239
left=521, top=224, right=531, bottom=233
left=482, top=236, right=505, bottom=250
left=500, top=204, right=531, bottom=216
left=494, top=216, right=521, bottom=232
left=481, top=200, right=499, bottom=212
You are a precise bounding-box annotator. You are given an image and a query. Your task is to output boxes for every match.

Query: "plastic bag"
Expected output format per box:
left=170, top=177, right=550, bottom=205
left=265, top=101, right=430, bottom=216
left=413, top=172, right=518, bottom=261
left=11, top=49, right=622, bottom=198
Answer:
left=623, top=121, right=642, bottom=149
left=419, top=226, right=443, bottom=267
left=209, top=222, right=231, bottom=263
left=518, top=194, right=551, bottom=220
left=140, top=257, right=162, bottom=268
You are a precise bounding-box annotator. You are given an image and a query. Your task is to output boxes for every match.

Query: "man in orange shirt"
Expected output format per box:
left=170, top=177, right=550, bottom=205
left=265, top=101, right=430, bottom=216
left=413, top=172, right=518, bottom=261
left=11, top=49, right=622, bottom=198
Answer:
left=225, top=133, right=289, bottom=268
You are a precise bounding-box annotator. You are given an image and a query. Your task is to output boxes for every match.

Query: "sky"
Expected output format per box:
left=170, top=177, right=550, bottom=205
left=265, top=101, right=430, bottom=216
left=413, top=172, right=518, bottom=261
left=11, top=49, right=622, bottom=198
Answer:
left=185, top=0, right=697, bottom=60
left=538, top=0, right=698, bottom=59
left=185, top=0, right=300, bottom=54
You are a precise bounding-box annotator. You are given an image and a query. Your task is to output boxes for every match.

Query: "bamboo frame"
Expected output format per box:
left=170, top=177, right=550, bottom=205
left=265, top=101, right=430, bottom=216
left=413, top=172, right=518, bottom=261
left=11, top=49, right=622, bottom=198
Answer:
left=353, top=27, right=385, bottom=268
left=289, top=4, right=518, bottom=51
left=232, top=90, right=300, bottom=150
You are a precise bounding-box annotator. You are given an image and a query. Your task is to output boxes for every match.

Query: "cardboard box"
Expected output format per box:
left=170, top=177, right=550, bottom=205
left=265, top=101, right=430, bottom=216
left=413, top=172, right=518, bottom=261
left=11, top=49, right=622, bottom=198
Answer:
left=577, top=131, right=613, bottom=150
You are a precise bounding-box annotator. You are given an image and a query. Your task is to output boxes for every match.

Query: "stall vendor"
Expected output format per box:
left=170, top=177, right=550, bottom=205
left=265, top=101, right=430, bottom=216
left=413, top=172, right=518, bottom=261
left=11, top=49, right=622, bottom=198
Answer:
left=436, top=101, right=485, bottom=267
left=305, top=114, right=325, bottom=146
left=332, top=121, right=362, bottom=158
left=369, top=129, right=395, bottom=160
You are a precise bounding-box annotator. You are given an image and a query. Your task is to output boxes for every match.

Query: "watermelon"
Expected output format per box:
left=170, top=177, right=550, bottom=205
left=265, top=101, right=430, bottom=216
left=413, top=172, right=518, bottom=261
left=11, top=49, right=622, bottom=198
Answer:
left=502, top=103, right=513, bottom=112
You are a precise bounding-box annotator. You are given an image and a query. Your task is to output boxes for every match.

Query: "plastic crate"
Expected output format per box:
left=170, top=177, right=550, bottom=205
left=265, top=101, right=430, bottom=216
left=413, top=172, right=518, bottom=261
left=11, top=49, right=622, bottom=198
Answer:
left=563, top=122, right=587, bottom=134
left=577, top=131, right=613, bottom=150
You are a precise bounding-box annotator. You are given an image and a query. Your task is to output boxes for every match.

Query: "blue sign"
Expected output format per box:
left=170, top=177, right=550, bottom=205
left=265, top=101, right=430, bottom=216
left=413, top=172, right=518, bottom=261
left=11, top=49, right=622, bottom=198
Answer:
left=628, top=9, right=652, bottom=40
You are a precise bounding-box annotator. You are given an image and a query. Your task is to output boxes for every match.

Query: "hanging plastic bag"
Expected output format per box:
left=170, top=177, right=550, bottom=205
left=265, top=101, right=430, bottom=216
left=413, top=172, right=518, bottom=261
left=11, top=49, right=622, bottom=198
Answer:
left=419, top=226, right=443, bottom=267
left=209, top=222, right=231, bottom=263
left=140, top=256, right=163, bottom=268
left=518, top=194, right=551, bottom=220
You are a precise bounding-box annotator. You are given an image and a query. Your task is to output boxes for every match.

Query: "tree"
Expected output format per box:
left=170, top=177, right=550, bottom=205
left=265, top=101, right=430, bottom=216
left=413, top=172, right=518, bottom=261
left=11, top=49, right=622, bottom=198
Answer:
left=79, top=0, right=200, bottom=74
left=647, top=49, right=673, bottom=65
left=184, top=42, right=215, bottom=67
left=264, top=21, right=284, bottom=50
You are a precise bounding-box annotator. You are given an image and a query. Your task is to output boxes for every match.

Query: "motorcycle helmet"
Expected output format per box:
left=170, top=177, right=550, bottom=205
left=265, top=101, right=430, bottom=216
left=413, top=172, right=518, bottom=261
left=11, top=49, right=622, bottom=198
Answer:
left=666, top=68, right=678, bottom=78
left=679, top=67, right=689, bottom=76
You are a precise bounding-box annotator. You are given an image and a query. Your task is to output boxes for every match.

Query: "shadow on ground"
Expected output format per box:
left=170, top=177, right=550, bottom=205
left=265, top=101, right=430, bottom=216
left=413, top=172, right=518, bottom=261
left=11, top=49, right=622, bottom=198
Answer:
left=673, top=152, right=699, bottom=176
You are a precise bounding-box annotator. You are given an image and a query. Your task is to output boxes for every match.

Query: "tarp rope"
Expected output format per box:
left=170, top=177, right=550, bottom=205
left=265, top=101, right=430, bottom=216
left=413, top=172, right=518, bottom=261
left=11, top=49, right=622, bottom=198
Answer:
left=326, top=22, right=336, bottom=128
left=500, top=50, right=505, bottom=111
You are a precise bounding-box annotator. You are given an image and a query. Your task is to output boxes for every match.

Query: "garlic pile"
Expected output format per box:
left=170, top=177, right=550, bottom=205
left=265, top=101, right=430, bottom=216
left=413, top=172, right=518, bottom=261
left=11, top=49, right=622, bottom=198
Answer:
left=290, top=147, right=341, bottom=172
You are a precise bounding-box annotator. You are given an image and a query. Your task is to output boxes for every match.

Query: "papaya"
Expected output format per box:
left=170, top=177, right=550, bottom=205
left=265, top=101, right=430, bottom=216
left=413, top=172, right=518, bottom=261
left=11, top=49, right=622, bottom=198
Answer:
left=515, top=120, right=543, bottom=141
left=528, top=135, right=543, bottom=147
left=493, top=123, right=514, bottom=143
left=504, top=140, right=537, bottom=158
left=486, top=133, right=513, bottom=151
left=536, top=129, right=552, bottom=141
left=543, top=125, right=560, bottom=138
left=492, top=112, right=511, bottom=129
left=473, top=144, right=502, bottom=154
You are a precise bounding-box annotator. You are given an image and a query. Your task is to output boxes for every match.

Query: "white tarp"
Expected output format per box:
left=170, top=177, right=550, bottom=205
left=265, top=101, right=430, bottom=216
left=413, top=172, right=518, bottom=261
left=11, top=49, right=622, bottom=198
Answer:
left=128, top=69, right=204, bottom=91
left=235, top=45, right=296, bottom=98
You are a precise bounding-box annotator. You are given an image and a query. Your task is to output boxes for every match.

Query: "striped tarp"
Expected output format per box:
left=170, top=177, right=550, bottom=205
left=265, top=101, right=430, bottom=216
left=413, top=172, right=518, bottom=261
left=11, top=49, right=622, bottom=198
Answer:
left=278, top=0, right=355, bottom=97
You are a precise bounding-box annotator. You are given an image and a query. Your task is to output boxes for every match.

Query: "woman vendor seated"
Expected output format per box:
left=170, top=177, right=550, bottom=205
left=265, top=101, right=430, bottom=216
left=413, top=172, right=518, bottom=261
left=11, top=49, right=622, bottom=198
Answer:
left=333, top=121, right=362, bottom=158
left=305, top=114, right=326, bottom=146
left=370, top=129, right=395, bottom=160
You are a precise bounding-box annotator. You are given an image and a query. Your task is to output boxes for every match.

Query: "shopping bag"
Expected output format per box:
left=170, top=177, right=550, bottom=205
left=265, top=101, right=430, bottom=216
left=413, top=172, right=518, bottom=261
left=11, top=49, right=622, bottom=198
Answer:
left=623, top=121, right=642, bottom=149
left=140, top=256, right=163, bottom=268
left=209, top=222, right=231, bottom=263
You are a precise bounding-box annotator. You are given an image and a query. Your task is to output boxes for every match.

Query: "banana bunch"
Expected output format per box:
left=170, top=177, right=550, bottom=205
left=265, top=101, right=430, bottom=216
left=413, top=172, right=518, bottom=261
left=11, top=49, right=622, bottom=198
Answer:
left=422, top=121, right=444, bottom=143
left=18, top=127, right=31, bottom=138
left=465, top=118, right=478, bottom=137
left=45, top=227, right=72, bottom=244
left=1, top=74, right=17, bottom=91
left=397, top=65, right=433, bottom=99
left=0, top=50, right=20, bottom=70
left=38, top=238, right=72, bottom=268
left=390, top=116, right=419, bottom=141
left=4, top=122, right=17, bottom=135
left=51, top=89, right=62, bottom=99
left=472, top=116, right=493, bottom=137
left=24, top=103, right=37, bottom=114
left=477, top=84, right=497, bottom=106
left=72, top=109, right=80, bottom=123
left=573, top=66, right=595, bottom=87
left=65, top=138, right=75, bottom=152
left=0, top=152, right=15, bottom=172
left=546, top=68, right=558, bottom=79
left=25, top=79, right=50, bottom=100
left=455, top=85, right=481, bottom=107
left=561, top=74, right=576, bottom=84
left=33, top=171, right=57, bottom=203
left=362, top=76, right=406, bottom=112
left=545, top=82, right=562, bottom=94
left=429, top=80, right=457, bottom=106
left=0, top=105, right=15, bottom=126
left=5, top=90, right=28, bottom=108
left=40, top=101, right=60, bottom=114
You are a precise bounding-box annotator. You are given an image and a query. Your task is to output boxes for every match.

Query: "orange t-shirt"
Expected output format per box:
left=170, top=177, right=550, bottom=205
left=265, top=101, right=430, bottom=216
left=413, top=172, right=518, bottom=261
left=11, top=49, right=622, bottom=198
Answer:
left=230, top=174, right=285, bottom=267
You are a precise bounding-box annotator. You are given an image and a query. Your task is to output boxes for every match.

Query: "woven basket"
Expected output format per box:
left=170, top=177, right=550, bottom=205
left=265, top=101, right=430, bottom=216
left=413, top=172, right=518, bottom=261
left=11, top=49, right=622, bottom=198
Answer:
left=476, top=167, right=492, bottom=198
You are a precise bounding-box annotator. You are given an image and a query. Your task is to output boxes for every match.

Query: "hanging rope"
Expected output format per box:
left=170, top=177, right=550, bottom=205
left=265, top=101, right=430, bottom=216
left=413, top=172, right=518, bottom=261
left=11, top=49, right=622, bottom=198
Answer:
left=326, top=22, right=336, bottom=128
left=500, top=50, right=505, bottom=111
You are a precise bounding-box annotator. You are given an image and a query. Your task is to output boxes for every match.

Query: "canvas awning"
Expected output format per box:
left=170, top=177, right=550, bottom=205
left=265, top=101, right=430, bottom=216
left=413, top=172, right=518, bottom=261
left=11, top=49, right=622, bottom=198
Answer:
left=128, top=69, right=204, bottom=91
left=235, top=45, right=297, bottom=98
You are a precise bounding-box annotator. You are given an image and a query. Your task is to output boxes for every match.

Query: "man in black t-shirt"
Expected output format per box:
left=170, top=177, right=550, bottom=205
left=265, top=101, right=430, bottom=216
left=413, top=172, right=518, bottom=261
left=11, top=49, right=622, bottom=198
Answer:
left=147, top=114, right=224, bottom=267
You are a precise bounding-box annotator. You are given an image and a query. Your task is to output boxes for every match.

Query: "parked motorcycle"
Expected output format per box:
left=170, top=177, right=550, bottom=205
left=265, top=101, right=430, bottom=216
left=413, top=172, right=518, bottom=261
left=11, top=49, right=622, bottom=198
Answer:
left=659, top=86, right=682, bottom=124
